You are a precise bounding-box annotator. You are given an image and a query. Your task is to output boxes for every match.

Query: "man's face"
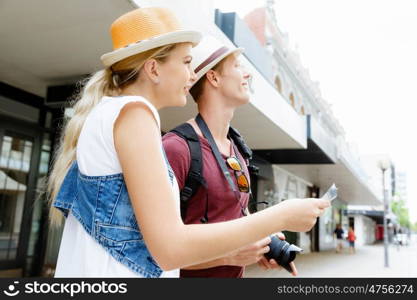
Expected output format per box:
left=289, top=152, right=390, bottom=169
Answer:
left=217, top=54, right=251, bottom=106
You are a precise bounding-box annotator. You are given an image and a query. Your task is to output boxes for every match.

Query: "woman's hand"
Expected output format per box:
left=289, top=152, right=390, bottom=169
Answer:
left=277, top=198, right=330, bottom=232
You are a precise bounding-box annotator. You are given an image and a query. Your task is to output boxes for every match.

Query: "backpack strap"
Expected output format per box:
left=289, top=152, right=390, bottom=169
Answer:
left=170, top=123, right=206, bottom=220
left=229, top=126, right=259, bottom=175
left=169, top=123, right=257, bottom=219
left=228, top=126, right=252, bottom=161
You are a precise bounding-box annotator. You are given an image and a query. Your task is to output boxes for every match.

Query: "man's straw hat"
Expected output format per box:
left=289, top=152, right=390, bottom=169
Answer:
left=190, top=35, right=243, bottom=85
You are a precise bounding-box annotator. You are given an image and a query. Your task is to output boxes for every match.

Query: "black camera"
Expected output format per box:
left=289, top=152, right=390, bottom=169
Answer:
left=264, top=235, right=303, bottom=273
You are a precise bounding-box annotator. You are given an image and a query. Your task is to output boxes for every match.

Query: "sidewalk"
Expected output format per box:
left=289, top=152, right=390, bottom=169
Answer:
left=244, top=240, right=417, bottom=277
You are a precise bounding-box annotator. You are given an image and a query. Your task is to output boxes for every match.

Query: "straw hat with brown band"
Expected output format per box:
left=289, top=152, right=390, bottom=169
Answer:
left=190, top=35, right=244, bottom=86
left=101, top=7, right=202, bottom=67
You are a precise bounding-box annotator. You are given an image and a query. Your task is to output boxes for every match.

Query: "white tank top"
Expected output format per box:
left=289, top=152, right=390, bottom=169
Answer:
left=55, top=96, right=180, bottom=278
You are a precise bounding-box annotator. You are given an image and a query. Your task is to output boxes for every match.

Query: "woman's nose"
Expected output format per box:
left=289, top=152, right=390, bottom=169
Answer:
left=190, top=68, right=197, bottom=83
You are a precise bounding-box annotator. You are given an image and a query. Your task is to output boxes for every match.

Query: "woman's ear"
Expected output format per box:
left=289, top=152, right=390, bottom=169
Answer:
left=142, top=59, right=160, bottom=84
left=205, top=70, right=220, bottom=88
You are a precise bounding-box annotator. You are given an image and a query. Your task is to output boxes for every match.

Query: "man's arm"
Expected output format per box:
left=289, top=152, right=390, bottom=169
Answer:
left=248, top=205, right=298, bottom=275
left=183, top=237, right=272, bottom=269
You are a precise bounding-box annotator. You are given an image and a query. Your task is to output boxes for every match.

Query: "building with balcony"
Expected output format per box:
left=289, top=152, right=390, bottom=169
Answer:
left=216, top=1, right=381, bottom=251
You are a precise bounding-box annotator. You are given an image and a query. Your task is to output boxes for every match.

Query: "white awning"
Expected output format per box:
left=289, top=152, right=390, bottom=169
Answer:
left=0, top=0, right=136, bottom=96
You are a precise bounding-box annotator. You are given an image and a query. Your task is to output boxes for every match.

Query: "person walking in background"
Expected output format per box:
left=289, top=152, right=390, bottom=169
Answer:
left=334, top=224, right=344, bottom=253
left=347, top=226, right=356, bottom=254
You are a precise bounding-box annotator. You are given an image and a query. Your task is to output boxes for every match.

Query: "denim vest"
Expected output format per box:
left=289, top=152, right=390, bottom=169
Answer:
left=53, top=152, right=175, bottom=278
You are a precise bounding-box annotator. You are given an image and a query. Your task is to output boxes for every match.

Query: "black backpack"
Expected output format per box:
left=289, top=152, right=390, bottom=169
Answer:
left=169, top=123, right=258, bottom=220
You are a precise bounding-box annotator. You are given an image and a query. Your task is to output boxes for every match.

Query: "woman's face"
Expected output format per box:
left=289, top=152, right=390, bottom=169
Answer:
left=156, top=43, right=196, bottom=108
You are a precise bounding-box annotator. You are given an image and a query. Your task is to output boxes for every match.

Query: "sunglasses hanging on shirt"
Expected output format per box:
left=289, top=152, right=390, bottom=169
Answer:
left=226, top=156, right=250, bottom=193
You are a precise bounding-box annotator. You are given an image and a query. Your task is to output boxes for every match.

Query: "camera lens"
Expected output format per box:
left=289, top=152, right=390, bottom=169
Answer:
left=264, top=235, right=303, bottom=273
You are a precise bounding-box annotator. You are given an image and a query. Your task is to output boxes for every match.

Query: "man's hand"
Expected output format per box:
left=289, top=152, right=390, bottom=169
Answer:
left=225, top=236, right=272, bottom=267
left=256, top=232, right=298, bottom=276
left=184, top=233, right=298, bottom=275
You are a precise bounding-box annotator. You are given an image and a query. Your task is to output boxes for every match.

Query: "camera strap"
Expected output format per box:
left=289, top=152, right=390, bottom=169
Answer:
left=195, top=114, right=247, bottom=216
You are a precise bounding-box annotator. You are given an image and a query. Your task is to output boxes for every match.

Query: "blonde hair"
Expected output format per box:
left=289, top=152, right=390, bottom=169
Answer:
left=47, top=44, right=178, bottom=226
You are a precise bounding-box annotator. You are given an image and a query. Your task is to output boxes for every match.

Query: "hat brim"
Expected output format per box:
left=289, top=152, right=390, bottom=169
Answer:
left=192, top=47, right=244, bottom=86
left=101, top=30, right=202, bottom=67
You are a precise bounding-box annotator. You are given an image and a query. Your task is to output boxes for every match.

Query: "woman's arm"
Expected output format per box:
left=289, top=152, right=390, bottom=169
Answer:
left=114, top=102, right=328, bottom=271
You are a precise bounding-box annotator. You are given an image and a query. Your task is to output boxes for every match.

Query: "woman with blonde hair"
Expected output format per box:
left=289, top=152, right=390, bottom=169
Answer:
left=49, top=7, right=330, bottom=278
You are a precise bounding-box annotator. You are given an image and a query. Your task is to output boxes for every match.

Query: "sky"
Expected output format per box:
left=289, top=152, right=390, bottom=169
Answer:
left=213, top=0, right=417, bottom=222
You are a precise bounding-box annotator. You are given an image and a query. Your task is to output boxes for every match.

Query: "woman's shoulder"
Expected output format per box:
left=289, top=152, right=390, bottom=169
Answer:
left=101, top=95, right=161, bottom=129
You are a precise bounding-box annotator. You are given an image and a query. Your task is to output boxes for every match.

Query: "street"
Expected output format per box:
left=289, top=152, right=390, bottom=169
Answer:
left=245, top=237, right=417, bottom=277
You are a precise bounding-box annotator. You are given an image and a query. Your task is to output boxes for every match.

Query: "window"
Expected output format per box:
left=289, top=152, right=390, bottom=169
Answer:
left=274, top=76, right=282, bottom=93
left=289, top=93, right=295, bottom=108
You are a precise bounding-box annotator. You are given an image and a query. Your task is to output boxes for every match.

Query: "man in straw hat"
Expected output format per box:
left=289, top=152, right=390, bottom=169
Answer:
left=163, top=36, right=297, bottom=277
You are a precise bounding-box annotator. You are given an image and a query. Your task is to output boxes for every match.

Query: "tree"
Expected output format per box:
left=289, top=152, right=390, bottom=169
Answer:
left=391, top=196, right=410, bottom=228
left=412, top=222, right=417, bottom=233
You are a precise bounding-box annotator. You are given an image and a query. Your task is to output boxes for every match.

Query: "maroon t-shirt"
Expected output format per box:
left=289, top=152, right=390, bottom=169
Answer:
left=162, top=131, right=250, bottom=278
